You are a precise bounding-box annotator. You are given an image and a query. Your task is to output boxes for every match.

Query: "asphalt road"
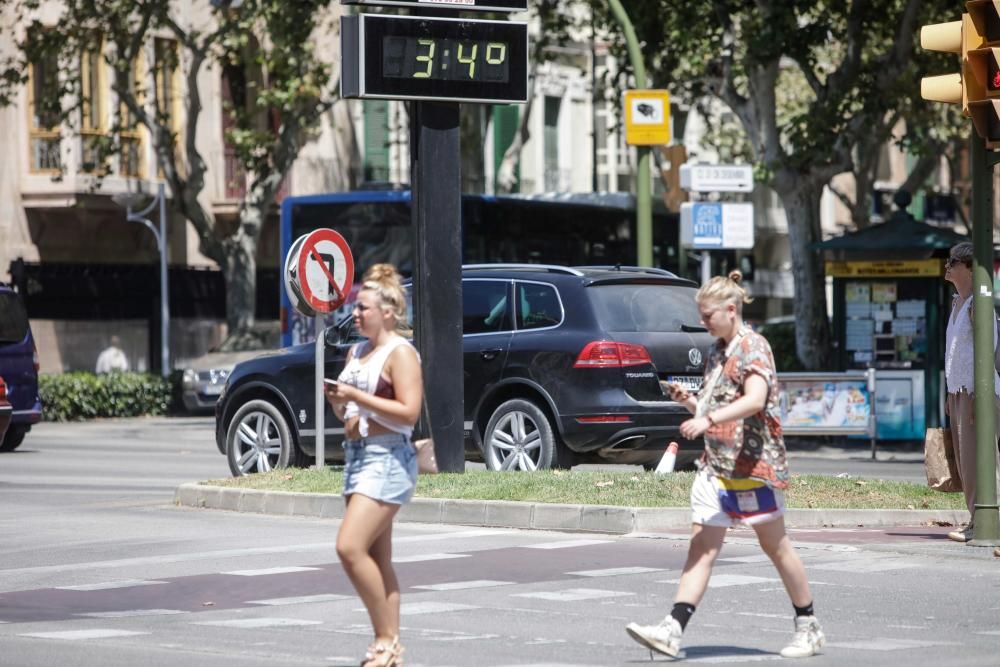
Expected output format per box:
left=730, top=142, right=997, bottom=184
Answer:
left=1, top=418, right=994, bottom=667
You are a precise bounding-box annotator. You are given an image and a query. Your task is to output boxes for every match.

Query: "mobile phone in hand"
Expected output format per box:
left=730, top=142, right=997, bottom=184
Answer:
left=324, top=378, right=338, bottom=388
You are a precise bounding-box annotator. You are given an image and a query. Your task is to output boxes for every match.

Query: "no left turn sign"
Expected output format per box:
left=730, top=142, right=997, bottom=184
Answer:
left=294, top=229, right=354, bottom=314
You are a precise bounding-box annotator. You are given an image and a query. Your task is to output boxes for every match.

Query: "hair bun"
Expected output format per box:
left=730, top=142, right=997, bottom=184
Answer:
left=728, top=270, right=743, bottom=285
left=363, top=263, right=400, bottom=285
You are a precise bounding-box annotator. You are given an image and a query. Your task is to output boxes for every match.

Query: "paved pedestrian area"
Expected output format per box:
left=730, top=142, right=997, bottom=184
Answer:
left=2, top=521, right=998, bottom=666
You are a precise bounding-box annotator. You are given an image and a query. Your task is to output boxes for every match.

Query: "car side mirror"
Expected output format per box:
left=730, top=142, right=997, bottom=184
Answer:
left=324, top=326, right=342, bottom=346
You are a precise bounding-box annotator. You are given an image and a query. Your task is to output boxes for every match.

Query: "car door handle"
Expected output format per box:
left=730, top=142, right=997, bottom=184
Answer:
left=480, top=348, right=503, bottom=361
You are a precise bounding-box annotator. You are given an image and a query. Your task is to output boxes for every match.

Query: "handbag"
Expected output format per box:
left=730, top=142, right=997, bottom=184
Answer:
left=924, top=427, right=961, bottom=492
left=412, top=398, right=439, bottom=474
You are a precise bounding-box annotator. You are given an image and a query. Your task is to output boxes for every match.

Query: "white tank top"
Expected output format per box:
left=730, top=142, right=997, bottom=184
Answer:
left=945, top=295, right=1000, bottom=396
left=337, top=335, right=414, bottom=438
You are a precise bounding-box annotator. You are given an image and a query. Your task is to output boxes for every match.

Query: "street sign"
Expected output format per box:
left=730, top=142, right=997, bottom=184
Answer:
left=679, top=163, right=754, bottom=192
left=341, top=0, right=528, bottom=11
left=680, top=202, right=755, bottom=249
left=283, top=234, right=317, bottom=318
left=341, top=14, right=529, bottom=104
left=295, top=229, right=355, bottom=314
left=623, top=89, right=671, bottom=145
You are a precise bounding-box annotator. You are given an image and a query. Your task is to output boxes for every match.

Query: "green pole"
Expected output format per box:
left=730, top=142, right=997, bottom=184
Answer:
left=969, top=134, right=1000, bottom=545
left=607, top=0, right=652, bottom=267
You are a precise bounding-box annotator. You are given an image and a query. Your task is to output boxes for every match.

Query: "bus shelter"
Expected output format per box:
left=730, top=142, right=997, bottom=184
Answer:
left=814, top=194, right=967, bottom=439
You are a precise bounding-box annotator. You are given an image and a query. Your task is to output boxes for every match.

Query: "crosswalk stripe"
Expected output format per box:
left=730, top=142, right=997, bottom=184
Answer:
left=221, top=566, right=320, bottom=577
left=248, top=594, right=350, bottom=606
left=77, top=609, right=188, bottom=618
left=19, top=629, right=149, bottom=640
left=195, top=618, right=323, bottom=628
left=512, top=588, right=633, bottom=602
left=412, top=580, right=514, bottom=591
left=56, top=580, right=166, bottom=591
left=567, top=566, right=664, bottom=577
left=523, top=539, right=613, bottom=550
left=393, top=552, right=470, bottom=563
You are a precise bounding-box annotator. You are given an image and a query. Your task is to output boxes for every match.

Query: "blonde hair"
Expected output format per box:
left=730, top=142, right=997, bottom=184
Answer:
left=361, top=263, right=408, bottom=330
left=695, top=270, right=753, bottom=311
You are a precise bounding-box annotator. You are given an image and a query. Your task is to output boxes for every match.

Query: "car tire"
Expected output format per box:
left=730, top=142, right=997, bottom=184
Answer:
left=0, top=425, right=27, bottom=452
left=225, top=399, right=297, bottom=477
left=483, top=399, right=559, bottom=471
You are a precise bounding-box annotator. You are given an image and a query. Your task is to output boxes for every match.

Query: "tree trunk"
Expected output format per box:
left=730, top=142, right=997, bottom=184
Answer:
left=775, top=180, right=833, bottom=370
left=220, top=233, right=257, bottom=337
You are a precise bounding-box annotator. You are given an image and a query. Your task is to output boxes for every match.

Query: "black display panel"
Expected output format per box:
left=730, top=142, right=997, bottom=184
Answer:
left=341, top=14, right=528, bottom=104
left=341, top=0, right=527, bottom=11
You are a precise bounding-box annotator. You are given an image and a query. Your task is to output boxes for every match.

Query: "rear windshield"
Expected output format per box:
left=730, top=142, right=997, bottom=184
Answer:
left=0, top=292, right=29, bottom=344
left=589, top=284, right=703, bottom=333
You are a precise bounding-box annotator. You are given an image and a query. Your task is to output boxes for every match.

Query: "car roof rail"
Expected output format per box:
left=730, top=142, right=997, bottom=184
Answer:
left=461, top=263, right=585, bottom=276
left=574, top=265, right=678, bottom=277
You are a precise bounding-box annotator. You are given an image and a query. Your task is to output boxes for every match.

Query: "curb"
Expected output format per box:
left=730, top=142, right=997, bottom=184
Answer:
left=173, top=484, right=967, bottom=535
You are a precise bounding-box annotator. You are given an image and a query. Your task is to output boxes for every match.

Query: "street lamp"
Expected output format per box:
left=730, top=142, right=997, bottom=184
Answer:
left=112, top=183, right=169, bottom=377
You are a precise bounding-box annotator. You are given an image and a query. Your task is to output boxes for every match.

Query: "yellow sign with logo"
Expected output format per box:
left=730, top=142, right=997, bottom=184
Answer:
left=825, top=259, right=942, bottom=278
left=623, top=90, right=671, bottom=145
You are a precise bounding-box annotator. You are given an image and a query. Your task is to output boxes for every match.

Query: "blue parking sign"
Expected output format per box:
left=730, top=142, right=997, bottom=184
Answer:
left=692, top=203, right=723, bottom=248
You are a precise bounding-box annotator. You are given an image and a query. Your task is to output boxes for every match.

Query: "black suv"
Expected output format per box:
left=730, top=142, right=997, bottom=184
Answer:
left=215, top=264, right=714, bottom=475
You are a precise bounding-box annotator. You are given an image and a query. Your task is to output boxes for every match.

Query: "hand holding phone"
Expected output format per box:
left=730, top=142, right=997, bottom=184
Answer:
left=661, top=381, right=689, bottom=401
left=324, top=378, right=338, bottom=389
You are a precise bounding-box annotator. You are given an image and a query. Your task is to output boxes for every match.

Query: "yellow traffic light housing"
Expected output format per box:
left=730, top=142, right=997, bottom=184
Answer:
left=966, top=0, right=1000, bottom=146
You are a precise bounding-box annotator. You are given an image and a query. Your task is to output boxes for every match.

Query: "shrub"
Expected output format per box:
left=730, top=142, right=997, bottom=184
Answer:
left=760, top=321, right=805, bottom=372
left=39, top=372, right=173, bottom=421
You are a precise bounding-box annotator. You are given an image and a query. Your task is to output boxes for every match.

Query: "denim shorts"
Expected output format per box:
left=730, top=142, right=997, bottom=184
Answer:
left=342, top=433, right=418, bottom=505
left=690, top=469, right=785, bottom=528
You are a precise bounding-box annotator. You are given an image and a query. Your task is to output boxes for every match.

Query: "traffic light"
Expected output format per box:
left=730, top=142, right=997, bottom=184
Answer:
left=920, top=18, right=965, bottom=107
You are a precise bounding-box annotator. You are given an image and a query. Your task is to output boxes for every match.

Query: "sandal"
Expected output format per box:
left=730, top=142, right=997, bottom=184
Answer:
left=362, top=637, right=403, bottom=667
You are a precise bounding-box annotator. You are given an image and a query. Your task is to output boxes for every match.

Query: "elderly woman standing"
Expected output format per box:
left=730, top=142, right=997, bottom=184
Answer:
left=325, top=263, right=421, bottom=667
left=626, top=270, right=824, bottom=660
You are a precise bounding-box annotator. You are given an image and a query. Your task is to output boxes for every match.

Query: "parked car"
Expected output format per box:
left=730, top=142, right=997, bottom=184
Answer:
left=179, top=323, right=280, bottom=412
left=0, top=377, right=11, bottom=446
left=215, top=264, right=715, bottom=475
left=0, top=284, right=42, bottom=451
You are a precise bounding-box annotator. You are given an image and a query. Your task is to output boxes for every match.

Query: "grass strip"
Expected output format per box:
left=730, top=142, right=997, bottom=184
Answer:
left=205, top=469, right=965, bottom=511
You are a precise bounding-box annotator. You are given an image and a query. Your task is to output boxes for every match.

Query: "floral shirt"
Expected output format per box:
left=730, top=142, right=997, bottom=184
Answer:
left=696, top=326, right=789, bottom=489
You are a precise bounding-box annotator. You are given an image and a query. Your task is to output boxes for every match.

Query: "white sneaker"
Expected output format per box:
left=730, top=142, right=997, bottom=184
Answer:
left=780, top=615, right=825, bottom=658
left=626, top=616, right=683, bottom=658
left=948, top=526, right=973, bottom=542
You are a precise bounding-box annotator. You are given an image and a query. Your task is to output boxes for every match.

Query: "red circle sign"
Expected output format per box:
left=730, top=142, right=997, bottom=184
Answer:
left=296, top=229, right=354, bottom=314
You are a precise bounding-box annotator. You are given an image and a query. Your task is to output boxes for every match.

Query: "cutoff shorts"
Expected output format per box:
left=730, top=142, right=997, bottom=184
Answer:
left=342, top=433, right=418, bottom=505
left=690, top=468, right=785, bottom=528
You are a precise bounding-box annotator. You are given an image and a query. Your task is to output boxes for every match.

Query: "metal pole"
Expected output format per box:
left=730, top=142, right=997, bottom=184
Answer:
left=315, top=315, right=325, bottom=469
left=157, top=183, right=169, bottom=377
left=606, top=0, right=652, bottom=267
left=867, top=367, right=877, bottom=460
left=700, top=250, right=711, bottom=285
left=969, top=135, right=1000, bottom=545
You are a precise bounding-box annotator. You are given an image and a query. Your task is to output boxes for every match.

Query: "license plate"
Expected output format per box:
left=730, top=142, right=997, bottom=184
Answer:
left=202, top=384, right=223, bottom=396
left=666, top=375, right=702, bottom=393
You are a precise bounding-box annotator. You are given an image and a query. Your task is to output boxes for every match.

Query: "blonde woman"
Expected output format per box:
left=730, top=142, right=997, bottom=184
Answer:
left=626, top=271, right=824, bottom=659
left=325, top=263, right=421, bottom=667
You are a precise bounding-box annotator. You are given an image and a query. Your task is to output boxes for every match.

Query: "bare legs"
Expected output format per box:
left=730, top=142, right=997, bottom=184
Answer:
left=674, top=517, right=812, bottom=608
left=337, top=494, right=402, bottom=649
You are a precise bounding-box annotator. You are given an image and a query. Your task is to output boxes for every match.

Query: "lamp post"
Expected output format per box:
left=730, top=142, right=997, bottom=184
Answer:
left=113, top=183, right=169, bottom=377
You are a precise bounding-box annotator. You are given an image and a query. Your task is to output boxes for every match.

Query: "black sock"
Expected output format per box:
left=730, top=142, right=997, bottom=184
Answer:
left=793, top=601, right=814, bottom=618
left=670, top=602, right=696, bottom=631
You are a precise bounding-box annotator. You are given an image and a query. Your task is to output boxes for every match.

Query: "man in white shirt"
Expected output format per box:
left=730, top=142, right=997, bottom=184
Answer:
left=95, top=336, right=129, bottom=374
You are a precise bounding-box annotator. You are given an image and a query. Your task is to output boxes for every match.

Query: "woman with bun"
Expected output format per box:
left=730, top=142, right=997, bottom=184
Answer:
left=325, top=263, right=421, bottom=667
left=626, top=271, right=825, bottom=660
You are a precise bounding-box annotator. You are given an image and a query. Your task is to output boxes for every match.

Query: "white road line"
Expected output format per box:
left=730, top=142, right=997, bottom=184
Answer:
left=195, top=618, right=323, bottom=628
left=512, top=588, right=633, bottom=602
left=684, top=655, right=783, bottom=663
left=812, top=558, right=918, bottom=573
left=393, top=602, right=480, bottom=615
left=77, top=609, right=188, bottom=618
left=657, top=574, right=779, bottom=588
left=829, top=638, right=960, bottom=651
left=19, top=629, right=150, bottom=640
left=56, top=580, right=167, bottom=591
left=248, top=594, right=350, bottom=606
left=522, top=539, right=613, bottom=550
left=412, top=580, right=514, bottom=591
left=567, top=566, right=663, bottom=577
left=395, top=529, right=506, bottom=543
left=393, top=553, right=470, bottom=563
left=222, top=566, right=320, bottom=577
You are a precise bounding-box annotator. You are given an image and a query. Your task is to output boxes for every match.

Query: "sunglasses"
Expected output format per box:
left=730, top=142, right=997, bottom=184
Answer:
left=946, top=257, right=969, bottom=268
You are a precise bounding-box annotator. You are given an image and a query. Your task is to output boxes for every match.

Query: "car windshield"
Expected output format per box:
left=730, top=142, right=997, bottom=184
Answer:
left=0, top=292, right=29, bottom=345
left=588, top=283, right=704, bottom=333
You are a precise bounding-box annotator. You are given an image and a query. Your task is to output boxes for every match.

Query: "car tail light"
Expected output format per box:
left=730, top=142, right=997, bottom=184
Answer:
left=32, top=342, right=39, bottom=372
left=573, top=341, right=652, bottom=368
left=0, top=379, right=6, bottom=401
left=576, top=415, right=632, bottom=423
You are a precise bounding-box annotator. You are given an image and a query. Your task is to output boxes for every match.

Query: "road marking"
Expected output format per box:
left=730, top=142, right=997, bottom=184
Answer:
left=684, top=655, right=782, bottom=663
left=512, top=588, right=633, bottom=602
left=412, top=580, right=514, bottom=591
left=811, top=558, right=918, bottom=573
left=248, top=593, right=350, bottom=606
left=56, top=580, right=167, bottom=591
left=523, top=539, right=613, bottom=550
left=657, top=574, right=779, bottom=588
left=393, top=552, right=470, bottom=563
left=222, top=566, right=320, bottom=577
left=829, top=638, right=958, bottom=651
left=392, top=602, right=480, bottom=615
left=395, top=528, right=506, bottom=543
left=567, top=566, right=664, bottom=577
left=195, top=618, right=323, bottom=628
left=19, top=629, right=149, bottom=640
left=77, top=609, right=188, bottom=618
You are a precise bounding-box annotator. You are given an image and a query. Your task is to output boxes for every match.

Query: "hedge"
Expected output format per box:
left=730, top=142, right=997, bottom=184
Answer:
left=39, top=372, right=174, bottom=421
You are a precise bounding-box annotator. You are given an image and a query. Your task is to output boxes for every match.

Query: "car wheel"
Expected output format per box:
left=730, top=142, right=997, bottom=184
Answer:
left=483, top=399, right=558, bottom=471
left=225, top=399, right=296, bottom=476
left=0, top=425, right=27, bottom=452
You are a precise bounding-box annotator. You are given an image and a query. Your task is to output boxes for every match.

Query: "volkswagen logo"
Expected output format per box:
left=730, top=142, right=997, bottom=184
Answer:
left=688, top=348, right=703, bottom=366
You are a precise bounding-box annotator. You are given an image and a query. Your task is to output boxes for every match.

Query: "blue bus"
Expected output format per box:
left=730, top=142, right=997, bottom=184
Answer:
left=280, top=189, right=680, bottom=346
